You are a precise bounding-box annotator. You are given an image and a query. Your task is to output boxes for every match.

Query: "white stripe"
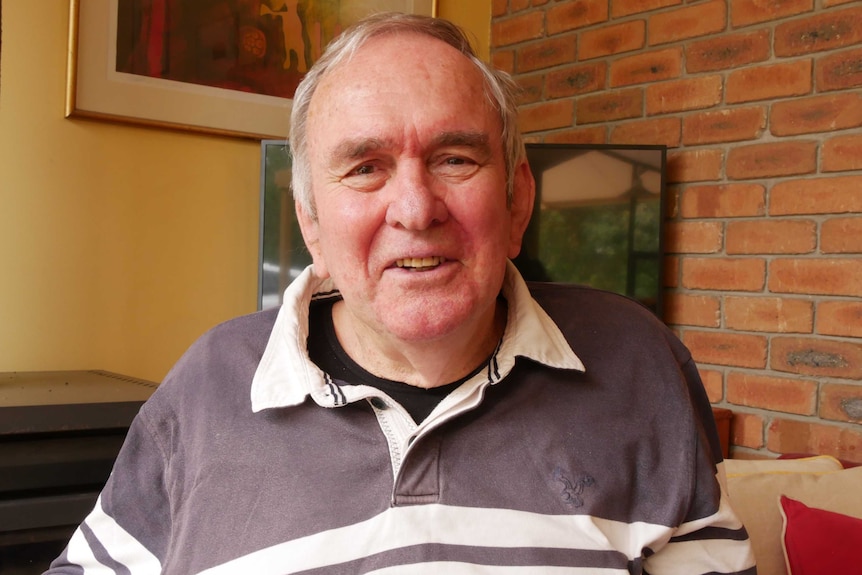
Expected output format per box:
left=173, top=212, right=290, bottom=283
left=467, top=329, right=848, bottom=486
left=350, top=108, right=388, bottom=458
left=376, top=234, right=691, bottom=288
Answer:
left=65, top=527, right=114, bottom=574
left=199, top=504, right=670, bottom=575
left=371, top=563, right=626, bottom=575
left=645, top=489, right=755, bottom=575
left=82, top=496, right=162, bottom=574
left=674, top=490, right=746, bottom=537
left=644, top=537, right=755, bottom=575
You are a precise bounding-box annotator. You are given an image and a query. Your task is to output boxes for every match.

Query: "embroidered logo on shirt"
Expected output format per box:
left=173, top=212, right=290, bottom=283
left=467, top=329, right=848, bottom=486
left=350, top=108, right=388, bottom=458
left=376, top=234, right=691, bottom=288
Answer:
left=552, top=466, right=595, bottom=507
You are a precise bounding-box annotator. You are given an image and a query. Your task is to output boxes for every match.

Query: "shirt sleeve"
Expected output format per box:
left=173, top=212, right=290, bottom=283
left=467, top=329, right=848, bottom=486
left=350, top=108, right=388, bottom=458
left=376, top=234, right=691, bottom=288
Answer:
left=642, top=357, right=757, bottom=575
left=42, top=401, right=171, bottom=575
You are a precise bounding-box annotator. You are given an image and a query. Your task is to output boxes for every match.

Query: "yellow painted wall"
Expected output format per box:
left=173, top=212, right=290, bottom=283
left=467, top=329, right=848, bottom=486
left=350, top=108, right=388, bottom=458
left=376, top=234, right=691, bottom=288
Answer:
left=0, top=1, right=490, bottom=384
left=436, top=1, right=491, bottom=61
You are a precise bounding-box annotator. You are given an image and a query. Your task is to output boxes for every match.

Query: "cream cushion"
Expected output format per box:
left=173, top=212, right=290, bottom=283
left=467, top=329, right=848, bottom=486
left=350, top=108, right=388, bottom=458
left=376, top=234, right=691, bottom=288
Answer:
left=725, top=457, right=862, bottom=575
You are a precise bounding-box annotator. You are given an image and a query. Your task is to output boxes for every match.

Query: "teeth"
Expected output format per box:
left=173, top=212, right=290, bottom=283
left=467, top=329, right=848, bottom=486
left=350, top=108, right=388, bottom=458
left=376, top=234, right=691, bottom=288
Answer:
left=396, top=256, right=444, bottom=269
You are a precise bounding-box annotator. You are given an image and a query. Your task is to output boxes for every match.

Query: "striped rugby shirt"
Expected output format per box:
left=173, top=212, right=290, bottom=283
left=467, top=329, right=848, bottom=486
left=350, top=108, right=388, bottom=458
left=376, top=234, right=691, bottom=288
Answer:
left=46, top=262, right=756, bottom=574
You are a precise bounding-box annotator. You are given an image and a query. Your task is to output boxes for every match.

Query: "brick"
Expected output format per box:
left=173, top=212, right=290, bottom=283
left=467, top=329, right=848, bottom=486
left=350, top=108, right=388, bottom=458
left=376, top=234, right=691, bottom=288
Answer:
left=726, top=60, right=812, bottom=104
left=770, top=258, right=862, bottom=298
left=682, top=257, right=766, bottom=291
left=684, top=330, right=768, bottom=368
left=546, top=62, right=606, bottom=99
left=648, top=0, right=727, bottom=46
left=816, top=47, right=862, bottom=91
left=732, top=411, right=765, bottom=449
left=543, top=126, right=607, bottom=144
left=609, top=117, right=680, bottom=147
left=580, top=21, right=646, bottom=60
left=725, top=296, right=814, bottom=333
left=516, top=74, right=545, bottom=105
left=665, top=221, right=724, bottom=254
left=822, top=217, right=862, bottom=254
left=492, top=0, right=508, bottom=18
left=822, top=133, right=862, bottom=172
left=576, top=88, right=643, bottom=124
left=726, top=219, right=816, bottom=255
left=686, top=30, right=770, bottom=73
left=767, top=418, right=862, bottom=464
left=646, top=75, right=722, bottom=115
left=771, top=176, right=862, bottom=215
left=517, top=36, right=577, bottom=73
left=771, top=93, right=862, bottom=136
left=612, top=0, right=682, bottom=18
left=817, top=300, right=862, bottom=338
left=663, top=293, right=721, bottom=327
left=492, top=12, right=544, bottom=47
left=610, top=48, right=683, bottom=88
left=666, top=149, right=723, bottom=183
left=726, top=141, right=817, bottom=179
left=730, top=0, right=813, bottom=28
left=772, top=336, right=862, bottom=379
left=683, top=106, right=766, bottom=145
left=511, top=0, right=531, bottom=12
left=775, top=6, right=862, bottom=57
left=727, top=372, right=817, bottom=415
left=519, top=99, right=575, bottom=133
left=700, top=369, right=724, bottom=403
left=547, top=0, right=609, bottom=35
left=680, top=184, right=766, bottom=219
left=821, top=383, right=862, bottom=424
left=492, top=50, right=515, bottom=74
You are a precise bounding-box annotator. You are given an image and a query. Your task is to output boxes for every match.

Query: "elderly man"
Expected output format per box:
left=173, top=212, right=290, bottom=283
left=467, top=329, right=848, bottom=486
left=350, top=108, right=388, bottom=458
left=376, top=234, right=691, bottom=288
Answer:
left=46, top=13, right=755, bottom=575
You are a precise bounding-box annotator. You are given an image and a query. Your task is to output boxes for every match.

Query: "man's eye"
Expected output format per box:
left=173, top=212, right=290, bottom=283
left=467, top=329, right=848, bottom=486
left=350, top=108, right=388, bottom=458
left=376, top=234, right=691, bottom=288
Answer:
left=434, top=155, right=480, bottom=178
left=341, top=163, right=387, bottom=192
left=350, top=164, right=376, bottom=176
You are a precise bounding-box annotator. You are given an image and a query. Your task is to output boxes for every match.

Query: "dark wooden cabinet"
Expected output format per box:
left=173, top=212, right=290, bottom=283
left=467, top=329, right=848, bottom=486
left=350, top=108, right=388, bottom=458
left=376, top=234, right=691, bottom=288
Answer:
left=0, top=371, right=157, bottom=571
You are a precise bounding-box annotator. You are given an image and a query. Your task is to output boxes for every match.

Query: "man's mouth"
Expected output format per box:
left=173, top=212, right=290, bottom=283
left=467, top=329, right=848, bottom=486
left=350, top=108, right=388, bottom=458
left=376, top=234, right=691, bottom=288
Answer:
left=395, top=256, right=446, bottom=270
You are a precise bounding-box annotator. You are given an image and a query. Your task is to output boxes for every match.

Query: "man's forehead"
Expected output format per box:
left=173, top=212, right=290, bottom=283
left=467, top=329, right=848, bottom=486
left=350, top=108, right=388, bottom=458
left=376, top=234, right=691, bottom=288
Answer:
left=316, top=32, right=478, bottom=92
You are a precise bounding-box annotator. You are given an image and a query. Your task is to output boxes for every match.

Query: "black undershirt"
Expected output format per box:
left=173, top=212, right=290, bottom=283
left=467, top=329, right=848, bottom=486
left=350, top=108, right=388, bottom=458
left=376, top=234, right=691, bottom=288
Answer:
left=306, top=298, right=481, bottom=423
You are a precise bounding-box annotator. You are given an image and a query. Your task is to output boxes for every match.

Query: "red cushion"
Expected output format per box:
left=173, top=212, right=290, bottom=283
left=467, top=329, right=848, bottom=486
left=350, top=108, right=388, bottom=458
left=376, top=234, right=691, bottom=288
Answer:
left=780, top=495, right=862, bottom=575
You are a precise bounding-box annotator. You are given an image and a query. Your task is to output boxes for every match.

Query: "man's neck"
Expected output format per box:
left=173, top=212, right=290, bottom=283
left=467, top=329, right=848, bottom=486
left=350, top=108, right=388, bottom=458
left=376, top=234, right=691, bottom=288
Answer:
left=331, top=298, right=506, bottom=389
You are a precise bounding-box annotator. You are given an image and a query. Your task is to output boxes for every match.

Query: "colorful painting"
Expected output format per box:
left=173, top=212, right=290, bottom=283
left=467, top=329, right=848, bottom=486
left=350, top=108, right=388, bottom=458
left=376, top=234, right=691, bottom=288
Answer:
left=115, top=1, right=355, bottom=100
left=66, top=0, right=435, bottom=139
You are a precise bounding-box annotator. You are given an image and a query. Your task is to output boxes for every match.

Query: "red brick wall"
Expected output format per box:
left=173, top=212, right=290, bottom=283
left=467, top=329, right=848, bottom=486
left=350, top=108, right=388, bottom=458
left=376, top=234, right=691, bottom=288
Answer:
left=491, top=0, right=862, bottom=462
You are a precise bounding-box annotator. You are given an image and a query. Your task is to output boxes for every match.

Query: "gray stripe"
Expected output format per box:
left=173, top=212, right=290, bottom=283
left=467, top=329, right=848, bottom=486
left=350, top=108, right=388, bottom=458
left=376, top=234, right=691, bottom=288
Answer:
left=291, top=543, right=631, bottom=575
left=80, top=522, right=132, bottom=575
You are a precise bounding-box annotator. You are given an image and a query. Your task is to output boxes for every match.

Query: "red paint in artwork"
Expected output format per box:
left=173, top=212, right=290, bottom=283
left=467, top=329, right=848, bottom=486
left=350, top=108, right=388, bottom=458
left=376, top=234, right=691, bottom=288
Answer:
left=116, top=1, right=342, bottom=99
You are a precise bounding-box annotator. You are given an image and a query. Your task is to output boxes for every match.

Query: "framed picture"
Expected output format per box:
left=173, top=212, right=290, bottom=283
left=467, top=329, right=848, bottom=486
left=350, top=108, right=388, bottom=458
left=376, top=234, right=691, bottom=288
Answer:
left=66, top=0, right=436, bottom=140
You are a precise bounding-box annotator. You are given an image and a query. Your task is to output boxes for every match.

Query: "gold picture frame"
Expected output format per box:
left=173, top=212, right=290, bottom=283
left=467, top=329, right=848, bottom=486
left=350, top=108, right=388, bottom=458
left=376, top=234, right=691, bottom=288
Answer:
left=65, top=0, right=436, bottom=140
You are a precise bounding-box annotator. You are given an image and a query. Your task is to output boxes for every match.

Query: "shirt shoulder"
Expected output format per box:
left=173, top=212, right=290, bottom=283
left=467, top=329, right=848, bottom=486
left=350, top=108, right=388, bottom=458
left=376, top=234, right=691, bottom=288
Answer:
left=151, top=308, right=281, bottom=410
left=527, top=281, right=690, bottom=363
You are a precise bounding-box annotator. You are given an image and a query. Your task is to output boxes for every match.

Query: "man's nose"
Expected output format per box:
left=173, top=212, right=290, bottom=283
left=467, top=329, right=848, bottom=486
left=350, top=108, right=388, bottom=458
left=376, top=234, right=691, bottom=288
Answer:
left=384, top=162, right=449, bottom=230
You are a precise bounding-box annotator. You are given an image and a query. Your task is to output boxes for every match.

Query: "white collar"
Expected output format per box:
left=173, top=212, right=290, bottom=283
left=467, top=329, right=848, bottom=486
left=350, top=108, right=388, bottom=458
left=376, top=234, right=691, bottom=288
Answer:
left=250, top=261, right=584, bottom=412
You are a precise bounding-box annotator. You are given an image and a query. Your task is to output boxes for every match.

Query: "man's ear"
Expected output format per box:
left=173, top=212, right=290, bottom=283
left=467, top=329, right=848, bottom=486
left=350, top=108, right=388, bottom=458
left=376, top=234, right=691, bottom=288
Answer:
left=295, top=200, right=330, bottom=279
left=507, top=158, right=536, bottom=259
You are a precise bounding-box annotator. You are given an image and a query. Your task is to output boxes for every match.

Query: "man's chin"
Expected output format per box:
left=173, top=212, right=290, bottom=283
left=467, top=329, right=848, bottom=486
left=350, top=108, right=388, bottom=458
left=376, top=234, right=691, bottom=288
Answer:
left=376, top=301, right=485, bottom=345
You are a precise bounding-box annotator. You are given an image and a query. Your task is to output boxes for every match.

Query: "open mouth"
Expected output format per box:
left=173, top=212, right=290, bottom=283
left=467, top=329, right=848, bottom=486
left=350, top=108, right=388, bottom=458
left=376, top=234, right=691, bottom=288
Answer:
left=395, top=256, right=446, bottom=271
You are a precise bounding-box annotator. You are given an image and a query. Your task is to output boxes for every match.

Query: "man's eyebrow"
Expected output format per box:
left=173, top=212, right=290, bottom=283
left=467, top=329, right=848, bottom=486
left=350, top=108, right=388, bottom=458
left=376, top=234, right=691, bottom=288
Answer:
left=432, top=131, right=491, bottom=152
left=327, top=132, right=491, bottom=164
left=329, top=138, right=389, bottom=163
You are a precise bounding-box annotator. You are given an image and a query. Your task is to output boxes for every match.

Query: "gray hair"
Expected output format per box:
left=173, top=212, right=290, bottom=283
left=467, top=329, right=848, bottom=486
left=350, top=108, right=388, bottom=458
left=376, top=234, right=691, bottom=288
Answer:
left=288, top=12, right=524, bottom=219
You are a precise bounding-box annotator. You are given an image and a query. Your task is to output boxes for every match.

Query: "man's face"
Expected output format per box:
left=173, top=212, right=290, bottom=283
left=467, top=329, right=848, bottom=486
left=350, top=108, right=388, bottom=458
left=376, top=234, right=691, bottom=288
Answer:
left=298, top=32, right=533, bottom=347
